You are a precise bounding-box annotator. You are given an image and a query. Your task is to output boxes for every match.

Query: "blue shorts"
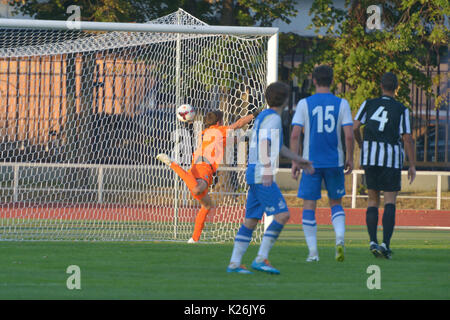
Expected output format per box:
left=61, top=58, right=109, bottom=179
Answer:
left=298, top=167, right=345, bottom=200
left=245, top=183, right=288, bottom=220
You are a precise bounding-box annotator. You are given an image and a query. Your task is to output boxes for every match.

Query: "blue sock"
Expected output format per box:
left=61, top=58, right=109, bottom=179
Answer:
left=331, top=205, right=345, bottom=221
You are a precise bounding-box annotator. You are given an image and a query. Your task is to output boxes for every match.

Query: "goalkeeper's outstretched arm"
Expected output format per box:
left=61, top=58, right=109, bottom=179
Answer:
left=228, top=114, right=254, bottom=130
left=228, top=107, right=263, bottom=130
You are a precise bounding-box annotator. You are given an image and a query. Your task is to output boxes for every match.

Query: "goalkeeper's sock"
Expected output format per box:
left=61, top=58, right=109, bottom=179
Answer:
left=170, top=162, right=198, bottom=191
left=382, top=203, right=396, bottom=249
left=191, top=207, right=210, bottom=242
left=366, top=206, right=379, bottom=244
left=229, top=224, right=254, bottom=268
left=255, top=220, right=284, bottom=262
left=331, top=205, right=345, bottom=245
left=302, top=209, right=318, bottom=257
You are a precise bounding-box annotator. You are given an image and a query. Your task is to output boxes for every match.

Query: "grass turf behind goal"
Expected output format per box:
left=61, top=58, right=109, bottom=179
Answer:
left=0, top=226, right=448, bottom=300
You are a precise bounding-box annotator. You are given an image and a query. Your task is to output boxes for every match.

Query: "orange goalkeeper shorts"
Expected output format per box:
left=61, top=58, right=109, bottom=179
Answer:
left=188, top=162, right=214, bottom=200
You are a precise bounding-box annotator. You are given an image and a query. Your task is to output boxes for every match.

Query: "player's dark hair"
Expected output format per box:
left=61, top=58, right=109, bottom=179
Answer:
left=265, top=81, right=289, bottom=108
left=312, top=65, right=333, bottom=87
left=381, top=72, right=398, bottom=92
left=204, top=110, right=223, bottom=128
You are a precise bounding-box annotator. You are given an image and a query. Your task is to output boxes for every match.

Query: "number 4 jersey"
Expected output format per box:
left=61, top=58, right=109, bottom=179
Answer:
left=354, top=95, right=411, bottom=169
left=292, top=93, right=353, bottom=168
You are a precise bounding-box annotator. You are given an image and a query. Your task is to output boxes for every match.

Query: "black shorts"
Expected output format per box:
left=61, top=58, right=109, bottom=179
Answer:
left=364, top=166, right=401, bottom=192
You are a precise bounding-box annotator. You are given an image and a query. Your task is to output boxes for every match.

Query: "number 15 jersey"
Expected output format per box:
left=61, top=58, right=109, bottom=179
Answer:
left=354, top=95, right=411, bottom=169
left=292, top=93, right=353, bottom=168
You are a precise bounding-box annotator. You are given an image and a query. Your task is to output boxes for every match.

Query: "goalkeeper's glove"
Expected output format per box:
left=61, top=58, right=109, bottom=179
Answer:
left=251, top=107, right=264, bottom=118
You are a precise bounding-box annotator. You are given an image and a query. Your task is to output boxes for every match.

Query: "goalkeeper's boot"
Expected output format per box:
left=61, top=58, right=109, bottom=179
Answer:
left=251, top=259, right=280, bottom=275
left=335, top=242, right=345, bottom=262
left=226, top=264, right=253, bottom=274
left=370, top=242, right=383, bottom=258
left=156, top=153, right=172, bottom=166
left=379, top=243, right=393, bottom=260
left=187, top=237, right=198, bottom=244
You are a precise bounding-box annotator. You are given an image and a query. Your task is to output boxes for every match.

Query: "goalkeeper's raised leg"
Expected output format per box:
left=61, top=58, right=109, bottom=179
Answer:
left=157, top=110, right=257, bottom=243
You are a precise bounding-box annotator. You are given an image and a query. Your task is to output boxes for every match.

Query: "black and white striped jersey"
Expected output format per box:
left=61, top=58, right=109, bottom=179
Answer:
left=354, top=95, right=411, bottom=169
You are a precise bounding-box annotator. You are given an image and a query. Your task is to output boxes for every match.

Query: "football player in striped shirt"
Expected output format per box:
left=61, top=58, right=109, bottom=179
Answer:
left=227, top=81, right=314, bottom=274
left=353, top=72, right=416, bottom=259
left=290, top=65, right=354, bottom=262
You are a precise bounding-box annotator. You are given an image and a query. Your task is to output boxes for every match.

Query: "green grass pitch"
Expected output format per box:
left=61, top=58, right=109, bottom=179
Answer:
left=0, top=226, right=448, bottom=300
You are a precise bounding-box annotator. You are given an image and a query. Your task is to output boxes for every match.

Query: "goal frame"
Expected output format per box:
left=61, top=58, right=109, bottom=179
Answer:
left=0, top=16, right=279, bottom=237
left=0, top=18, right=278, bottom=82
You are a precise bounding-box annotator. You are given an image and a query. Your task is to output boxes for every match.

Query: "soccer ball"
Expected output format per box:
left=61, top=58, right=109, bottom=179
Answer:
left=176, top=104, right=196, bottom=122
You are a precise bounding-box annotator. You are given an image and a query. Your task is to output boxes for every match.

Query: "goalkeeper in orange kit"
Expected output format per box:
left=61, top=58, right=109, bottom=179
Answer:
left=156, top=110, right=258, bottom=243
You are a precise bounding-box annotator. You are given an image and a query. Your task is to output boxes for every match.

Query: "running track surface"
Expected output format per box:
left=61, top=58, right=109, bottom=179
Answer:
left=0, top=205, right=449, bottom=227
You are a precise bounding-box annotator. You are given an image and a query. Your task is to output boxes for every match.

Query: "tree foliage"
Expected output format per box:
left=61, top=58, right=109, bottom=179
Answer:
left=8, top=0, right=298, bottom=26
left=219, top=0, right=298, bottom=26
left=8, top=0, right=140, bottom=22
left=305, top=0, right=449, bottom=110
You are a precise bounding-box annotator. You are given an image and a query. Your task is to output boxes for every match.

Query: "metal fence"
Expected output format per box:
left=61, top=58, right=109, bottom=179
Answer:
left=0, top=54, right=150, bottom=146
left=1, top=162, right=449, bottom=211
left=347, top=169, right=450, bottom=210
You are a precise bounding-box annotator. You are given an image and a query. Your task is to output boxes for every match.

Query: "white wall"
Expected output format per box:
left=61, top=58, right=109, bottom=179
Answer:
left=275, top=169, right=450, bottom=192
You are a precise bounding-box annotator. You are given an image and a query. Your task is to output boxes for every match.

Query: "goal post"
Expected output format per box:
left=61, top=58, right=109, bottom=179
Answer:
left=264, top=32, right=279, bottom=232
left=0, top=9, right=279, bottom=242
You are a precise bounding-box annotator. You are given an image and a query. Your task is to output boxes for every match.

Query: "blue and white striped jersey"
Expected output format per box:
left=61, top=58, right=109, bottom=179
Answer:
left=246, top=109, right=283, bottom=184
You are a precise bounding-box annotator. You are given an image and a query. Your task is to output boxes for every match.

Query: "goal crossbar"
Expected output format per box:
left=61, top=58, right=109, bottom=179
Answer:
left=0, top=18, right=278, bottom=36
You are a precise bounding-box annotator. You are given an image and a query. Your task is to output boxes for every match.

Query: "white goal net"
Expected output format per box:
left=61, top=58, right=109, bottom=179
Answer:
left=0, top=9, right=277, bottom=241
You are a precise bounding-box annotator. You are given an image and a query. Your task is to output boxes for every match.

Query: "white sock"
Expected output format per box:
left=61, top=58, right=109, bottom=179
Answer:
left=255, top=220, right=283, bottom=262
left=230, top=241, right=250, bottom=268
left=302, top=209, right=318, bottom=256
left=303, top=224, right=318, bottom=256
left=229, top=225, right=253, bottom=268
left=256, top=237, right=276, bottom=262
left=331, top=205, right=345, bottom=245
left=332, top=215, right=345, bottom=245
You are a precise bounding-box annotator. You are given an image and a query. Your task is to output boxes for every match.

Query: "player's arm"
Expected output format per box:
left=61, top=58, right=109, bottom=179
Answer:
left=289, top=125, right=303, bottom=180
left=281, top=145, right=314, bottom=175
left=343, top=125, right=354, bottom=175
left=228, top=114, right=255, bottom=130
left=228, top=107, right=264, bottom=130
left=400, top=108, right=416, bottom=184
left=402, top=133, right=416, bottom=184
left=289, top=99, right=306, bottom=180
left=353, top=120, right=363, bottom=149
left=341, top=100, right=354, bottom=175
left=260, top=139, right=273, bottom=187
left=353, top=100, right=367, bottom=149
left=290, top=125, right=302, bottom=157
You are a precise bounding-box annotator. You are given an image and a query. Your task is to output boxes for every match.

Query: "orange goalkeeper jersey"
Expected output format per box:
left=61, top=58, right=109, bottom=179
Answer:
left=192, top=124, right=229, bottom=173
